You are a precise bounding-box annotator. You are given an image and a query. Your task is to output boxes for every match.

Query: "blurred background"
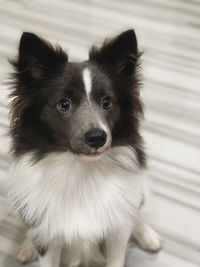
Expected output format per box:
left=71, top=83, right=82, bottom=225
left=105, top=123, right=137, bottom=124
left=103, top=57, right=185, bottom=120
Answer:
left=0, top=0, right=200, bottom=266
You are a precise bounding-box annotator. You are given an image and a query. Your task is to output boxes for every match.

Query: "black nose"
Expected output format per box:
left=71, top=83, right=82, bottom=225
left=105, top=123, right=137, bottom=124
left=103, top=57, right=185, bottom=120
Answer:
left=85, top=130, right=107, bottom=149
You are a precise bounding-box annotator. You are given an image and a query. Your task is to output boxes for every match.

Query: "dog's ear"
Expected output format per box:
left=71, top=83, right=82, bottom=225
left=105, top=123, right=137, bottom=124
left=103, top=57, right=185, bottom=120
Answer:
left=89, top=30, right=138, bottom=75
left=15, top=32, right=68, bottom=81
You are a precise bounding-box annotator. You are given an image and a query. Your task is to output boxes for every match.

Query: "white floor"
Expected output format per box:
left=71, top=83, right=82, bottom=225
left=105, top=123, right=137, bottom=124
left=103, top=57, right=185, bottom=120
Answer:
left=0, top=0, right=200, bottom=266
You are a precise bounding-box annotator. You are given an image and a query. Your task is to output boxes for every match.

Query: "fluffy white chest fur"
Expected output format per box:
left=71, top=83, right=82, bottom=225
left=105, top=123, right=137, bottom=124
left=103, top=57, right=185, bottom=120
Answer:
left=9, top=146, right=146, bottom=246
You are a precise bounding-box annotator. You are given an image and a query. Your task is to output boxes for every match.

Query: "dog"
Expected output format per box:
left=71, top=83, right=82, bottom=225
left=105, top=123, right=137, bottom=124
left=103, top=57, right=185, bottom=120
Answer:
left=8, top=30, right=161, bottom=267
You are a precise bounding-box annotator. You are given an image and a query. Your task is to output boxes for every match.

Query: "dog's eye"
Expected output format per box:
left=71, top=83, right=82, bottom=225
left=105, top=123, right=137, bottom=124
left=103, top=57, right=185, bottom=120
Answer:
left=101, top=96, right=112, bottom=110
left=57, top=99, right=71, bottom=112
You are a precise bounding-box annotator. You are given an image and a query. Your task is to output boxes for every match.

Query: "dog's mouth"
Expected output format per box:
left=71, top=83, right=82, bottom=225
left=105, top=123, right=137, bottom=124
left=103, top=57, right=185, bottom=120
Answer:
left=79, top=151, right=104, bottom=162
left=80, top=145, right=110, bottom=161
left=82, top=149, right=105, bottom=157
left=68, top=146, right=109, bottom=160
left=85, top=152, right=102, bottom=157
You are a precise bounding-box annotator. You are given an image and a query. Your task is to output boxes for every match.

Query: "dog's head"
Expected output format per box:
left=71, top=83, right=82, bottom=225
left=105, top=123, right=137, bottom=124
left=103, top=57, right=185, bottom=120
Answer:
left=10, top=30, right=145, bottom=165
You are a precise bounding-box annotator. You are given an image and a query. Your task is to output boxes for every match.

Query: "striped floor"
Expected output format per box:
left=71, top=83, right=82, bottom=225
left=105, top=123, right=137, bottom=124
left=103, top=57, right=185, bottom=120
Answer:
left=0, top=0, right=200, bottom=266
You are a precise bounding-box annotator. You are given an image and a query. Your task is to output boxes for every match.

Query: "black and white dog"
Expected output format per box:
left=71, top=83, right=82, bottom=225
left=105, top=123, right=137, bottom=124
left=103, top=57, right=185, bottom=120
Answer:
left=9, top=30, right=161, bottom=267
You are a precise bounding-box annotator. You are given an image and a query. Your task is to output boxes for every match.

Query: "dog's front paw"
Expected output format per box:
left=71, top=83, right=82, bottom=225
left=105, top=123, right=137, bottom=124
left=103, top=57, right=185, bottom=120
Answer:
left=135, top=224, right=162, bottom=253
left=17, top=238, right=38, bottom=263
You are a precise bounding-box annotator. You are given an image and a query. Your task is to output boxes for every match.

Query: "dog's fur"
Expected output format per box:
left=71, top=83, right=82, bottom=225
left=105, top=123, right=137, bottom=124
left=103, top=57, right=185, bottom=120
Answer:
left=8, top=30, right=161, bottom=267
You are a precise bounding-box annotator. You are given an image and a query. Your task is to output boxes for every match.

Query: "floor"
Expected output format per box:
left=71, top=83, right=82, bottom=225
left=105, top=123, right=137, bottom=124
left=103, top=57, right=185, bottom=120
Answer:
left=0, top=0, right=200, bottom=266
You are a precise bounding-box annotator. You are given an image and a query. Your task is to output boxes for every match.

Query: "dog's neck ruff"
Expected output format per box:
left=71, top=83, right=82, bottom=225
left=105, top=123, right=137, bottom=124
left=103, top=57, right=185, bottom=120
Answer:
left=9, top=146, right=145, bottom=245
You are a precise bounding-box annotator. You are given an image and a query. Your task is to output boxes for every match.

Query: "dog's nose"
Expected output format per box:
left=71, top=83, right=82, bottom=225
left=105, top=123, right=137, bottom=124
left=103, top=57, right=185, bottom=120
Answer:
left=85, top=130, right=107, bottom=149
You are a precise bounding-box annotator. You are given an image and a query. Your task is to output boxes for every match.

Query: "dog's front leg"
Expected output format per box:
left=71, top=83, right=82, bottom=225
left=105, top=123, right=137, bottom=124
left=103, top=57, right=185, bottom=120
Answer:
left=38, top=241, right=62, bottom=267
left=105, top=228, right=131, bottom=267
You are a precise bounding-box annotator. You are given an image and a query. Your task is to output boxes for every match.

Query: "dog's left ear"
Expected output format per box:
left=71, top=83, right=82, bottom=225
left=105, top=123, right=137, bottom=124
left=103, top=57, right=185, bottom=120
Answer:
left=89, top=30, right=138, bottom=75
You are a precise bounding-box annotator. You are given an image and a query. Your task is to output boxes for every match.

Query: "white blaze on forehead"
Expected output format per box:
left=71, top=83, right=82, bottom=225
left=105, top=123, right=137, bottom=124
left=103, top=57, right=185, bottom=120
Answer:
left=82, top=68, right=92, bottom=103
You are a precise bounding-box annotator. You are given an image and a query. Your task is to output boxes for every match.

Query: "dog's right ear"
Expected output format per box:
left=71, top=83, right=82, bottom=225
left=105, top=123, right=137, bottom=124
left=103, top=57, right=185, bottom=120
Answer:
left=14, top=32, right=68, bottom=81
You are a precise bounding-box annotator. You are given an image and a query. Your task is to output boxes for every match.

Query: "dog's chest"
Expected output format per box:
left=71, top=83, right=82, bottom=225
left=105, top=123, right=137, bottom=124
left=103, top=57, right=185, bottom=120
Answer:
left=10, top=149, right=145, bottom=242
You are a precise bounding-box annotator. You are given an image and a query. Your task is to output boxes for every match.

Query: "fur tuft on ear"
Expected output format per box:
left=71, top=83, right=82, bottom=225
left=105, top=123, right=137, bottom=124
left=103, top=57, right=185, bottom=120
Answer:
left=89, top=29, right=138, bottom=75
left=11, top=32, right=68, bottom=81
